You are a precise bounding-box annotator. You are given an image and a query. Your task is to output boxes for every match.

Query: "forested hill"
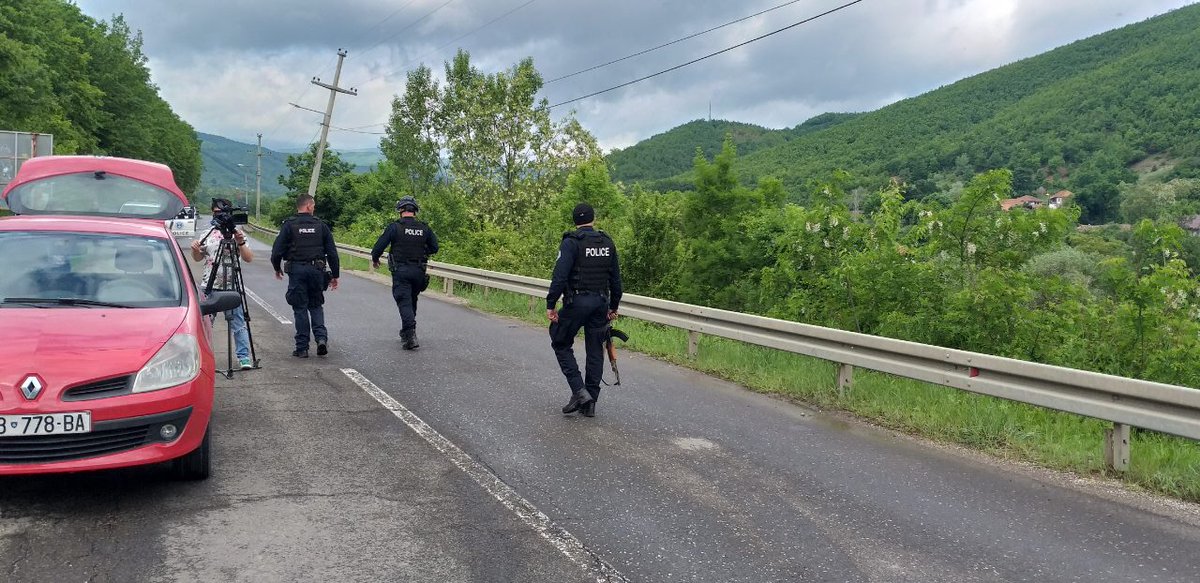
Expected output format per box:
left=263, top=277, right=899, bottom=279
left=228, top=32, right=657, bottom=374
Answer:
left=197, top=132, right=288, bottom=195
left=606, top=114, right=860, bottom=184
left=0, top=0, right=202, bottom=192
left=664, top=4, right=1200, bottom=224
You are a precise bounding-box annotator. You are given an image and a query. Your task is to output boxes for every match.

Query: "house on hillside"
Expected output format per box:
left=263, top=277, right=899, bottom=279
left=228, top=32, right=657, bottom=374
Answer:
left=1048, top=190, right=1074, bottom=209
left=1180, top=215, right=1200, bottom=236
left=1000, top=195, right=1044, bottom=211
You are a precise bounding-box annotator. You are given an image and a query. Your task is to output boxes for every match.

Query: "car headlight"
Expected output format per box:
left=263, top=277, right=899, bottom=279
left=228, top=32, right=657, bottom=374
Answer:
left=132, top=334, right=200, bottom=393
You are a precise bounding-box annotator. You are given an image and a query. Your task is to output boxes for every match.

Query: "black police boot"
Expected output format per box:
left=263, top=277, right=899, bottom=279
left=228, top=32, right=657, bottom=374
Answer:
left=292, top=348, right=309, bottom=358
left=316, top=341, right=328, bottom=356
left=409, top=330, right=420, bottom=350
left=401, top=330, right=417, bottom=350
left=581, top=399, right=597, bottom=418
left=561, top=388, right=593, bottom=414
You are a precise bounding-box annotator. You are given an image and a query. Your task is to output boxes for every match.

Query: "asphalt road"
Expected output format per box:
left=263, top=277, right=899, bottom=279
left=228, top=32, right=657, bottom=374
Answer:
left=3, top=231, right=1200, bottom=582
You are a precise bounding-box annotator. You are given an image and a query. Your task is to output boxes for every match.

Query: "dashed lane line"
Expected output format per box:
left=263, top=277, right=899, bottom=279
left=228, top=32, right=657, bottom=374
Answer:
left=340, top=368, right=629, bottom=583
left=246, top=288, right=292, bottom=324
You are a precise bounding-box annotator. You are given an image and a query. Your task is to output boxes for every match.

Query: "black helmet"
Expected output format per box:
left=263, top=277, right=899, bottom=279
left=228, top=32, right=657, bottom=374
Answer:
left=396, top=196, right=419, bottom=213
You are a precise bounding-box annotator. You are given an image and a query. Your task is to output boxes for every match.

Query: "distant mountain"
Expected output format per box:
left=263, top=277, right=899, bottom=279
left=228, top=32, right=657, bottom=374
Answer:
left=198, top=132, right=288, bottom=196
left=199, top=134, right=385, bottom=194
left=334, top=148, right=386, bottom=173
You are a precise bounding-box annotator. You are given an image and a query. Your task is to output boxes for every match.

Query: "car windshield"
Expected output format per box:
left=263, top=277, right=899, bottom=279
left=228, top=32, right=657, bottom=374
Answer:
left=5, top=171, right=182, bottom=218
left=0, top=231, right=184, bottom=308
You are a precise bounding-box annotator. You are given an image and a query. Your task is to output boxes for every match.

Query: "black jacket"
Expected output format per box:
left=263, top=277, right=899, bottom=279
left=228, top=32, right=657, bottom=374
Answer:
left=270, top=214, right=340, bottom=278
left=546, top=226, right=623, bottom=311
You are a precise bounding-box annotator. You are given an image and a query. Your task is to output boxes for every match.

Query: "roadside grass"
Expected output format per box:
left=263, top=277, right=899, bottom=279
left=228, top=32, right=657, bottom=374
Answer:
left=426, top=278, right=1200, bottom=503
left=245, top=224, right=1200, bottom=502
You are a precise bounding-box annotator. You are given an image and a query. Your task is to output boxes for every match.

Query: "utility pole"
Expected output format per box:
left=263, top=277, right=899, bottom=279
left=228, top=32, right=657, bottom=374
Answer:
left=307, top=48, right=357, bottom=197
left=255, top=133, right=263, bottom=221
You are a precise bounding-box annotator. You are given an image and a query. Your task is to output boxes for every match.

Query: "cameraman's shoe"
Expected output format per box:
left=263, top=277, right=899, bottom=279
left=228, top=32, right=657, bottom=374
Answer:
left=239, top=357, right=253, bottom=370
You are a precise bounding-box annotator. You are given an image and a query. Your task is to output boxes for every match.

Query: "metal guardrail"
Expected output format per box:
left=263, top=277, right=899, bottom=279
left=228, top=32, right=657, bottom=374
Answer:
left=250, top=223, right=1200, bottom=469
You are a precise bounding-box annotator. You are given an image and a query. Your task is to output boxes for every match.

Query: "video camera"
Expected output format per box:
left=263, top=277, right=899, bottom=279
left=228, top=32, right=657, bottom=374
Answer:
left=210, top=199, right=249, bottom=237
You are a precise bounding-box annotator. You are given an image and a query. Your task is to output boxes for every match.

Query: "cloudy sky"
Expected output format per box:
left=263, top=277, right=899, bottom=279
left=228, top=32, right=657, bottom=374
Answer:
left=73, top=0, right=1196, bottom=153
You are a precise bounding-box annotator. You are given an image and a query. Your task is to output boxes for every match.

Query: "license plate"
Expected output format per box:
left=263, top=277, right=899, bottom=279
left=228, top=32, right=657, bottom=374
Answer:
left=0, top=412, right=92, bottom=437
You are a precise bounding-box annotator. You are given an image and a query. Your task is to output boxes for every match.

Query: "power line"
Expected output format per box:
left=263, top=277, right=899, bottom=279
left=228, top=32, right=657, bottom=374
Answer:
left=330, top=125, right=387, bottom=135
left=548, top=0, right=867, bottom=109
left=357, top=0, right=539, bottom=86
left=357, top=0, right=459, bottom=59
left=354, top=0, right=422, bottom=52
left=546, top=0, right=807, bottom=85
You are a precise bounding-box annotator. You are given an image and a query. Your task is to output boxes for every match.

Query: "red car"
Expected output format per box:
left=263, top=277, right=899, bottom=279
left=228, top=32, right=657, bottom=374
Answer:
left=0, top=156, right=240, bottom=480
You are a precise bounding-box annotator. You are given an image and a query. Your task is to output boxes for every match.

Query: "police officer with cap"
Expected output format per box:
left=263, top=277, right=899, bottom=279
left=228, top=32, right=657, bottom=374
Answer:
left=371, top=195, right=439, bottom=350
left=546, top=203, right=623, bottom=417
left=270, top=194, right=340, bottom=358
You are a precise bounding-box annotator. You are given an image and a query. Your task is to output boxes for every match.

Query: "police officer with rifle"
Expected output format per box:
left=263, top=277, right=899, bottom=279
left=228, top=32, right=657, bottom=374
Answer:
left=546, top=203, right=623, bottom=418
left=270, top=194, right=340, bottom=358
left=372, top=196, right=439, bottom=350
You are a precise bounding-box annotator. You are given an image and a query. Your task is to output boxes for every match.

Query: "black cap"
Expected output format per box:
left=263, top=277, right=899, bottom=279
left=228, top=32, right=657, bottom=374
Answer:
left=572, top=203, right=594, bottom=225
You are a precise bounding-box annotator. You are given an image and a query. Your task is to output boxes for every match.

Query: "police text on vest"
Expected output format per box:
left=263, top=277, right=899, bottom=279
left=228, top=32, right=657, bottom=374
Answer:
left=585, top=247, right=611, bottom=257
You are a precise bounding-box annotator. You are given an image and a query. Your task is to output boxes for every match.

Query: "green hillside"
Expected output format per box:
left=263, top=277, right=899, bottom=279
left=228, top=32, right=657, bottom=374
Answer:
left=0, top=0, right=201, bottom=192
left=198, top=132, right=288, bottom=196
left=607, top=120, right=789, bottom=184
left=717, top=4, right=1200, bottom=224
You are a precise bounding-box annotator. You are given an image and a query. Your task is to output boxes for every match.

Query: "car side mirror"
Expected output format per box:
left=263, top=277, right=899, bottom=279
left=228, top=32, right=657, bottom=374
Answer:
left=200, top=291, right=242, bottom=316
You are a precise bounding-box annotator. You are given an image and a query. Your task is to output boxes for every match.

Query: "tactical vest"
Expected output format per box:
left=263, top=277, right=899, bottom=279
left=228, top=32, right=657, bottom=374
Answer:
left=567, top=230, right=615, bottom=294
left=287, top=215, right=325, bottom=262
left=389, top=218, right=429, bottom=266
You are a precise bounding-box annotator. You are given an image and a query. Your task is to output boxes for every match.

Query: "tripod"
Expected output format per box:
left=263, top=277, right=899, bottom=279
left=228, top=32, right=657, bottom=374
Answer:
left=200, top=226, right=260, bottom=379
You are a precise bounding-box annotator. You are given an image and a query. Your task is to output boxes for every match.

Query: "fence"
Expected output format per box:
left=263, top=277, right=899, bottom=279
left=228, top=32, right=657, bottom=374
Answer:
left=251, top=224, right=1200, bottom=471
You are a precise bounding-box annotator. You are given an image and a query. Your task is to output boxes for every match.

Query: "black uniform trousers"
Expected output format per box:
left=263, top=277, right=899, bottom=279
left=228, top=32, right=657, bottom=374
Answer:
left=550, top=292, right=609, bottom=400
left=391, top=264, right=427, bottom=332
left=285, top=263, right=328, bottom=351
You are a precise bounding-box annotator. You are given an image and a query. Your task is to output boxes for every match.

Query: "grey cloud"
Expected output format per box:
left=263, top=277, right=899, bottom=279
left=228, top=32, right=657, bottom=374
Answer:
left=74, top=0, right=1197, bottom=151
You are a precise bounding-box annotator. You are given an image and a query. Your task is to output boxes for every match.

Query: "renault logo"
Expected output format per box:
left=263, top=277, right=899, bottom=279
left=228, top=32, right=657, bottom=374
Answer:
left=19, top=375, right=44, bottom=400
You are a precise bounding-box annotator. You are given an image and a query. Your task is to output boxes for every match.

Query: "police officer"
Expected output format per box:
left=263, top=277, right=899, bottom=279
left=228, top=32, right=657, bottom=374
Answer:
left=371, top=196, right=439, bottom=350
left=546, top=203, right=623, bottom=418
left=270, top=194, right=340, bottom=358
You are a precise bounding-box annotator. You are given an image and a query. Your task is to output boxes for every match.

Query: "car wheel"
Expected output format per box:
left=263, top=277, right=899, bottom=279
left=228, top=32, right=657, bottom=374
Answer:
left=171, top=425, right=211, bottom=481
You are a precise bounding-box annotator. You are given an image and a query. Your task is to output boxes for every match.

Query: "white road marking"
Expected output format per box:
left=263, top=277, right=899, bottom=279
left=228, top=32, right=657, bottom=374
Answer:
left=246, top=288, right=292, bottom=324
left=672, top=437, right=719, bottom=452
left=340, top=368, right=629, bottom=583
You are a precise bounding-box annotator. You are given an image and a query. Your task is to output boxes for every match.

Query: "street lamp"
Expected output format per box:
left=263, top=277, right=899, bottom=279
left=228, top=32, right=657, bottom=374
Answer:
left=236, top=163, right=250, bottom=208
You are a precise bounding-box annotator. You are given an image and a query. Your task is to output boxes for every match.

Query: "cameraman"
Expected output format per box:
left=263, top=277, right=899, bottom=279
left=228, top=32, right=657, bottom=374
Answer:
left=191, top=198, right=255, bottom=369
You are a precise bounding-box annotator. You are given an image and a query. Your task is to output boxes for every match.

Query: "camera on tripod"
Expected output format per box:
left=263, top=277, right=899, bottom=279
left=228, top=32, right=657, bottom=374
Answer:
left=211, top=199, right=249, bottom=236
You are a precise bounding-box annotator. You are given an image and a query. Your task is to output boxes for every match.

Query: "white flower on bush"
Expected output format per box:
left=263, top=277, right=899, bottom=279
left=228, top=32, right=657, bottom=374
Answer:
left=1039, top=222, right=1048, bottom=234
left=966, top=242, right=978, bottom=257
left=823, top=239, right=832, bottom=249
left=830, top=216, right=840, bottom=228
left=805, top=222, right=821, bottom=233
left=842, top=226, right=851, bottom=239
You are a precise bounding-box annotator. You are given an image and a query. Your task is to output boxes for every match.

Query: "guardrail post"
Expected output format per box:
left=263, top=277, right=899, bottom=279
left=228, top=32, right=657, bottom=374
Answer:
left=443, top=278, right=454, bottom=296
left=837, top=364, right=854, bottom=397
left=687, top=331, right=699, bottom=359
left=1104, top=423, right=1131, bottom=472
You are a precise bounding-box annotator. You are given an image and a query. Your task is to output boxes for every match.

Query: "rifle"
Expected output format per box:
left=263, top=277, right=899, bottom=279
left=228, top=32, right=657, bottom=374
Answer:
left=604, top=322, right=630, bottom=386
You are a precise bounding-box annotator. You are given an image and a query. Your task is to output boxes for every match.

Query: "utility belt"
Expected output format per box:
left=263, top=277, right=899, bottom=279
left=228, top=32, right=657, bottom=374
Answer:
left=387, top=255, right=427, bottom=270
left=564, top=289, right=608, bottom=305
left=283, top=258, right=326, bottom=273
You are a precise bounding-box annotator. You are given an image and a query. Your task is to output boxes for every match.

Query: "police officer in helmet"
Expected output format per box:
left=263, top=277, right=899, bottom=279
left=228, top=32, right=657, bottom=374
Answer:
left=546, top=203, right=623, bottom=417
left=371, top=195, right=439, bottom=350
left=270, top=194, right=340, bottom=358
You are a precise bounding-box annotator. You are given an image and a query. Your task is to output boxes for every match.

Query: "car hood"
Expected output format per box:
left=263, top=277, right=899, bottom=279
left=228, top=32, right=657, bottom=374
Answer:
left=0, top=308, right=186, bottom=394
